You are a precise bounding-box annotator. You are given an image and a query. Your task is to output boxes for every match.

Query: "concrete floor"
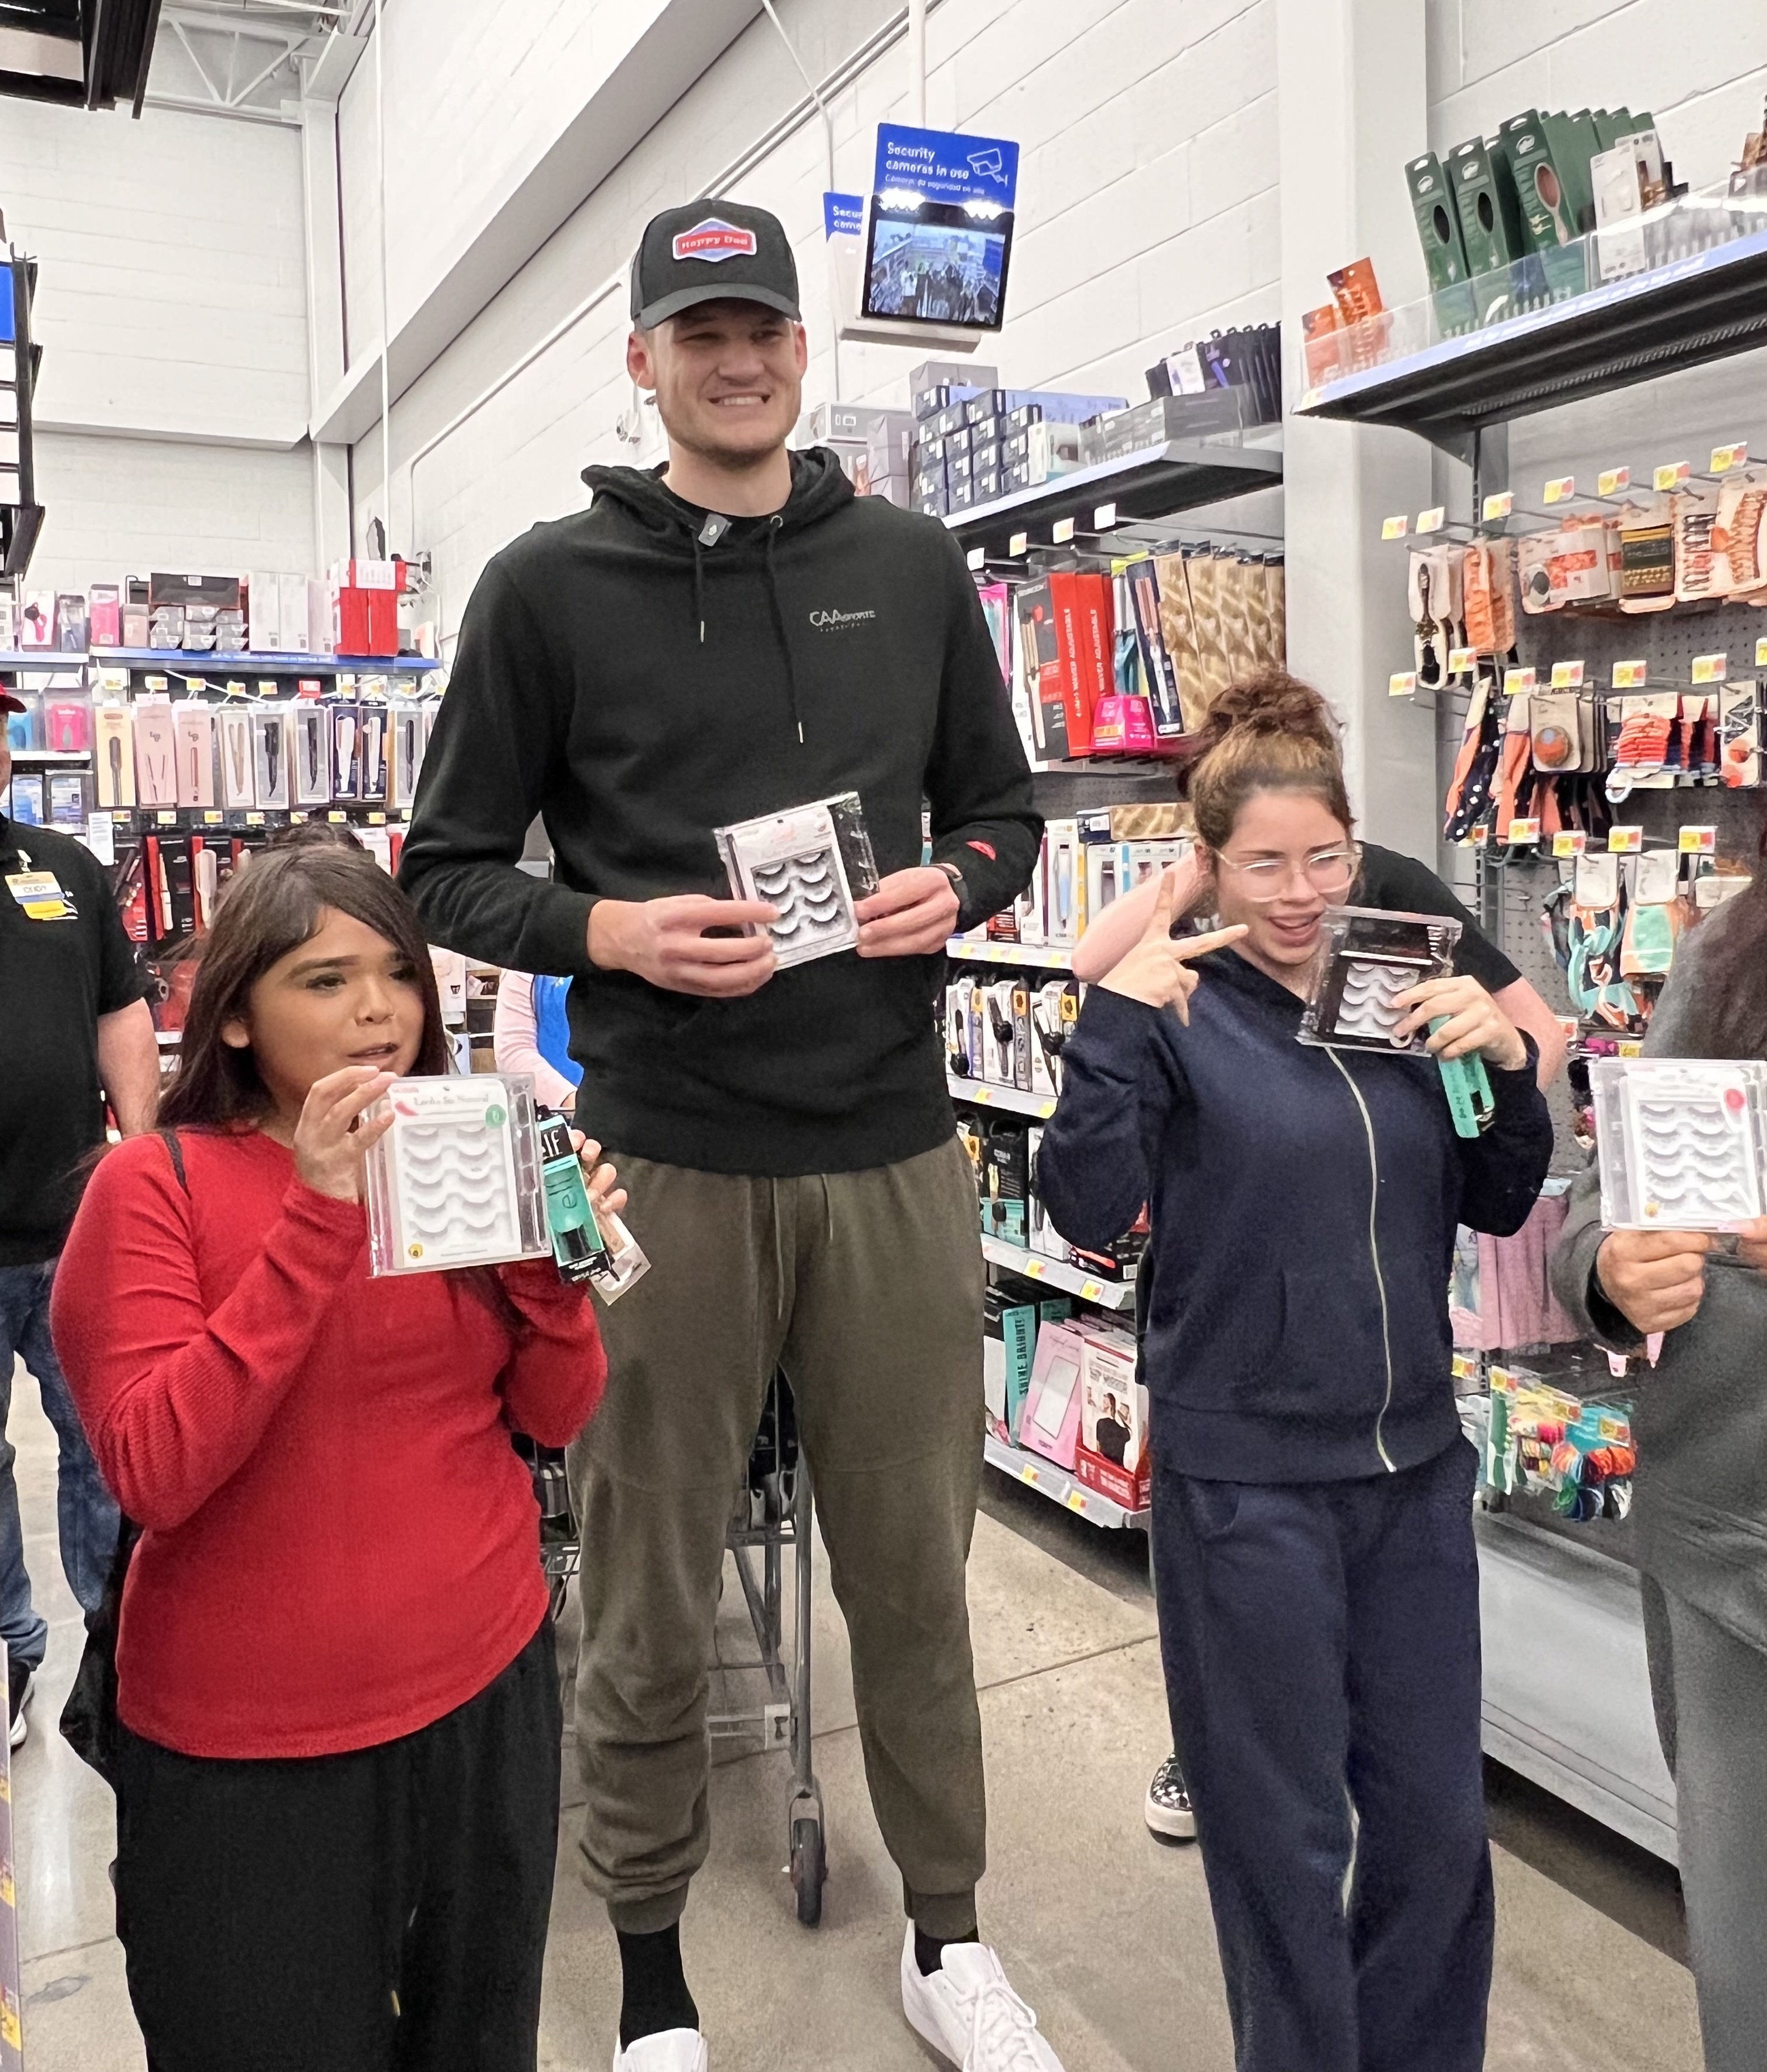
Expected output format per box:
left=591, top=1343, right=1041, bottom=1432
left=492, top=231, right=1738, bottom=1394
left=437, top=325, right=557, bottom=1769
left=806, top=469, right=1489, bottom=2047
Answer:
left=5, top=1377, right=1703, bottom=2071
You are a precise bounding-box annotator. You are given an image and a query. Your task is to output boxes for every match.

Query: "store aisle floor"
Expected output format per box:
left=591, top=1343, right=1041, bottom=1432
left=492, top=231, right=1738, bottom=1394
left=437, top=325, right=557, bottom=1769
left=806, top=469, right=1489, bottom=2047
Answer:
left=7, top=1370, right=1701, bottom=2072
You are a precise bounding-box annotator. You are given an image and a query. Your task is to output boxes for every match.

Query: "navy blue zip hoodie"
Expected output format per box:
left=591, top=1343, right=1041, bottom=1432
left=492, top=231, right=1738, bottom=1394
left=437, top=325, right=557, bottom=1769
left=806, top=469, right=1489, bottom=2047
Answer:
left=1037, top=949, right=1552, bottom=1482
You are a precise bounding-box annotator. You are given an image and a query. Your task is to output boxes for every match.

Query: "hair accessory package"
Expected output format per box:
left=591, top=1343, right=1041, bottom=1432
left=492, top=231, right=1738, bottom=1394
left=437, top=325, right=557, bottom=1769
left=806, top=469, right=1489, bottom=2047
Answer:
left=713, top=791, right=879, bottom=969
left=365, top=1074, right=552, bottom=1276
left=1298, top=906, right=1462, bottom=1056
left=1591, top=1057, right=1767, bottom=1231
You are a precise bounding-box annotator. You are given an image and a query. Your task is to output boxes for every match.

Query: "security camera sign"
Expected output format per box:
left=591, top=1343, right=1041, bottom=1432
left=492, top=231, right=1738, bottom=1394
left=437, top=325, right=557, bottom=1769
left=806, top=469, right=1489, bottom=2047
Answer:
left=874, top=123, right=1020, bottom=208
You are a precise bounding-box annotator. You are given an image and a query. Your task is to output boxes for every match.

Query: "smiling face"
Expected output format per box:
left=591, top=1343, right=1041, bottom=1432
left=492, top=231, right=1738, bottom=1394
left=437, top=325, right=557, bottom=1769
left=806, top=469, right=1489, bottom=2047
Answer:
left=1198, top=788, right=1358, bottom=991
left=627, top=298, right=807, bottom=471
left=220, top=906, right=426, bottom=1128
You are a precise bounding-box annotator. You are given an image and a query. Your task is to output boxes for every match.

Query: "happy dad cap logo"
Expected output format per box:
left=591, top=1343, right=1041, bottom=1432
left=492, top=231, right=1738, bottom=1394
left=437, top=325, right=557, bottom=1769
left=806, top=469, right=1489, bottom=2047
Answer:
left=672, top=218, right=759, bottom=264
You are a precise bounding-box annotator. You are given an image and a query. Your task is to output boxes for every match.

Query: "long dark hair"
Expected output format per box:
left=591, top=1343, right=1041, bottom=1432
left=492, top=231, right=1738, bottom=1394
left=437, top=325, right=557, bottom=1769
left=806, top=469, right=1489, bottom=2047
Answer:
left=159, top=846, right=448, bottom=1130
left=1697, top=804, right=1767, bottom=1059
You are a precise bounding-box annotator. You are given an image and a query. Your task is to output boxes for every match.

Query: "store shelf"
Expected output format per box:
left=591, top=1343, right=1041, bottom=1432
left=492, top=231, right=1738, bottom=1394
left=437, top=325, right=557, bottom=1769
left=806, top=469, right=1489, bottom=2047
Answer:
left=947, top=937, right=1075, bottom=969
left=6, top=748, right=90, bottom=763
left=948, top=1076, right=1057, bottom=1119
left=983, top=1428, right=1148, bottom=1529
left=980, top=1234, right=1134, bottom=1308
left=1295, top=223, right=1767, bottom=449
left=944, top=435, right=1283, bottom=559
left=0, top=649, right=441, bottom=673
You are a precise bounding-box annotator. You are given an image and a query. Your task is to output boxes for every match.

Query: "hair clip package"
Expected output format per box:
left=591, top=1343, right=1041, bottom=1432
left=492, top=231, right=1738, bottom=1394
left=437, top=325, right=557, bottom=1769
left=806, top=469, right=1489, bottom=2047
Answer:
left=365, top=1074, right=553, bottom=1276
left=714, top=791, right=879, bottom=969
left=1591, top=1058, right=1767, bottom=1231
left=1298, top=907, right=1462, bottom=1057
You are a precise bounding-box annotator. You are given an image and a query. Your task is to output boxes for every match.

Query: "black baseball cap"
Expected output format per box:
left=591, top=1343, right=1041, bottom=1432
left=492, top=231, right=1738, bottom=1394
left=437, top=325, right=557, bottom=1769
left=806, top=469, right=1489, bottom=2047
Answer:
left=631, top=198, right=801, bottom=331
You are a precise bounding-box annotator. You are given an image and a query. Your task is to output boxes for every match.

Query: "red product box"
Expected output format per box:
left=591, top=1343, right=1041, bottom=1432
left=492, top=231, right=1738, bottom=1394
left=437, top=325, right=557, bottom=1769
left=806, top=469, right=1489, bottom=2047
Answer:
left=1091, top=694, right=1157, bottom=753
left=1075, top=1445, right=1151, bottom=1512
left=1014, top=579, right=1079, bottom=760
left=1048, top=571, right=1114, bottom=756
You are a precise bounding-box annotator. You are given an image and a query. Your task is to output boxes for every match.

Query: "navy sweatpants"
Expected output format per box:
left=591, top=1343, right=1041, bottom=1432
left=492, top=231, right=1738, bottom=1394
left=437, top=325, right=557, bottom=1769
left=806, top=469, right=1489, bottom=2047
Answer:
left=1153, top=1437, right=1492, bottom=2072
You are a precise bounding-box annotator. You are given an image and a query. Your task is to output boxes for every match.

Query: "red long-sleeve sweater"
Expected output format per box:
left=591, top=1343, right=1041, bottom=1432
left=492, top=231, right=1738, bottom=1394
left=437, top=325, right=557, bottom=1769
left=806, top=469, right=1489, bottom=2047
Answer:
left=52, top=1127, right=607, bottom=1760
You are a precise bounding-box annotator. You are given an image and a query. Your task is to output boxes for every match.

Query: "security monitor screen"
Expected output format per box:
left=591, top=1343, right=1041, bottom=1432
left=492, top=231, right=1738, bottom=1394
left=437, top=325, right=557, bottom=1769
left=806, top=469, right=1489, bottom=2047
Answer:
left=862, top=198, right=1014, bottom=329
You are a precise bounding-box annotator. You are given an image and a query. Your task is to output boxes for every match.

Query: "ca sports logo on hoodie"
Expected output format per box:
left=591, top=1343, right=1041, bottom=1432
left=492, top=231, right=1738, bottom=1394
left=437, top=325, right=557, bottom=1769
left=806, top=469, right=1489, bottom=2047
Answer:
left=672, top=219, right=757, bottom=263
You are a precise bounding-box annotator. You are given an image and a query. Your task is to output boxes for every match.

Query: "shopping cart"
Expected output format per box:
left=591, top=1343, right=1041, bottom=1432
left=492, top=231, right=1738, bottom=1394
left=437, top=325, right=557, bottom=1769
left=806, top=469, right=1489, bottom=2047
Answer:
left=515, top=1372, right=828, bottom=1928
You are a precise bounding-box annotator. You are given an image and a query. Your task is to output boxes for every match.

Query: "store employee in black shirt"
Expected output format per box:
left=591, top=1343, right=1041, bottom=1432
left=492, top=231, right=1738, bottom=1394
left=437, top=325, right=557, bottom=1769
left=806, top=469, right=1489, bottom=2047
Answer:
left=0, top=695, right=158, bottom=1746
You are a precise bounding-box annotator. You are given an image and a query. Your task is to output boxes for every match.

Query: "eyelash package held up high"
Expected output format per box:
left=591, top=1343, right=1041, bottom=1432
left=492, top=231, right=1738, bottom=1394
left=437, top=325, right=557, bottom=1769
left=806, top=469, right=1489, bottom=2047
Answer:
left=364, top=1074, right=553, bottom=1275
left=714, top=791, right=881, bottom=969
left=1297, top=906, right=1462, bottom=1057
left=1590, top=1057, right=1767, bottom=1231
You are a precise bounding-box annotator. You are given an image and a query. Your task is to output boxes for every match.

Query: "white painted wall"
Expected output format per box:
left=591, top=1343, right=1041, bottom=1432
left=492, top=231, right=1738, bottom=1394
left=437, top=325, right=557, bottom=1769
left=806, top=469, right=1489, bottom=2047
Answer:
left=26, top=433, right=316, bottom=598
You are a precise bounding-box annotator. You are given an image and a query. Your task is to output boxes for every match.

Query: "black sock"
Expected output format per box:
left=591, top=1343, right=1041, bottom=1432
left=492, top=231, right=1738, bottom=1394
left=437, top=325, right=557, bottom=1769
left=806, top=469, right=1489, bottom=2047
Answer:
left=617, top=1923, right=699, bottom=2049
left=915, top=1924, right=980, bottom=1978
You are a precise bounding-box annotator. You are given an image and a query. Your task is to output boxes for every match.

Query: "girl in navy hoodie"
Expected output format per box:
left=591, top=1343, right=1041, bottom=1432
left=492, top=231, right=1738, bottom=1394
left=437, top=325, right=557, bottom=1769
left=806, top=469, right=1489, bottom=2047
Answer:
left=1038, top=673, right=1552, bottom=2072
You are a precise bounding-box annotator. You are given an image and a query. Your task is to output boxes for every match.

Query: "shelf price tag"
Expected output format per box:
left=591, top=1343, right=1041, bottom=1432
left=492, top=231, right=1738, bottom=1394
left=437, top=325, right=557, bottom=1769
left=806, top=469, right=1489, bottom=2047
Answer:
left=1711, top=441, right=1748, bottom=474
left=1416, top=505, right=1446, bottom=534
left=1504, top=817, right=1541, bottom=845
left=246, top=810, right=266, bottom=825
left=966, top=547, right=986, bottom=571
left=202, top=809, right=223, bottom=825
left=1653, top=461, right=1690, bottom=492
left=1691, top=652, right=1728, bottom=685
left=1051, top=516, right=1076, bottom=544
left=1679, top=825, right=1717, bottom=854
left=1447, top=647, right=1476, bottom=677
left=1608, top=825, right=1644, bottom=853
left=1065, top=1490, right=1088, bottom=1513
left=1597, top=467, right=1631, bottom=496
left=1022, top=1257, right=1045, bottom=1279
left=1079, top=1279, right=1104, bottom=1301
left=1388, top=671, right=1418, bottom=698
left=1451, top=1353, right=1477, bottom=1383
left=1619, top=1039, right=1645, bottom=1059
left=1503, top=666, right=1536, bottom=695
left=1008, top=531, right=1028, bottom=556
left=1481, top=491, right=1514, bottom=522
left=155, top=809, right=177, bottom=826
left=1757, top=637, right=1767, bottom=668
left=1381, top=513, right=1409, bottom=540
left=1552, top=830, right=1586, bottom=857
left=1020, top=1464, right=1039, bottom=1486
left=368, top=811, right=387, bottom=825
left=1092, top=502, right=1117, bottom=530
left=1549, top=659, right=1585, bottom=688
left=1543, top=475, right=1575, bottom=505
left=1471, top=824, right=1490, bottom=848
left=1612, top=659, right=1648, bottom=689
left=1557, top=1016, right=1582, bottom=1043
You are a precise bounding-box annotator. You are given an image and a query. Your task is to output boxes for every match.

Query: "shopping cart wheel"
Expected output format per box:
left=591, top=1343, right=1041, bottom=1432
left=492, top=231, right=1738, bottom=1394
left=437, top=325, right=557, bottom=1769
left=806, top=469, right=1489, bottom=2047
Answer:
left=790, top=1814, right=825, bottom=1927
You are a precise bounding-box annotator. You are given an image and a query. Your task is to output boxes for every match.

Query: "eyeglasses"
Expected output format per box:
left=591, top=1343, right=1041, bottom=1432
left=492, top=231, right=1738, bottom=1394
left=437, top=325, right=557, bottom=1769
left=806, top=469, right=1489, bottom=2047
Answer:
left=1214, top=846, right=1360, bottom=904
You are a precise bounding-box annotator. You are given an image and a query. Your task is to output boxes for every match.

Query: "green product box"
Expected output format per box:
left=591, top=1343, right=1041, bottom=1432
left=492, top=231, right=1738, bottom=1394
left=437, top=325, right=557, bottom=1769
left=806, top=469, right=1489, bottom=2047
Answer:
left=1547, top=110, right=1600, bottom=230
left=1446, top=135, right=1527, bottom=320
left=1500, top=111, right=1588, bottom=298
left=1592, top=107, right=1633, bottom=151
left=1405, top=151, right=1477, bottom=334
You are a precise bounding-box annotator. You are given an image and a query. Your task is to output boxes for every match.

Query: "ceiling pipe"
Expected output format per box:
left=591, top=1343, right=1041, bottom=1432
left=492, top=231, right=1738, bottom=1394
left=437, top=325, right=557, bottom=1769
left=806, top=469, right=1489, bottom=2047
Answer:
left=908, top=0, right=926, bottom=124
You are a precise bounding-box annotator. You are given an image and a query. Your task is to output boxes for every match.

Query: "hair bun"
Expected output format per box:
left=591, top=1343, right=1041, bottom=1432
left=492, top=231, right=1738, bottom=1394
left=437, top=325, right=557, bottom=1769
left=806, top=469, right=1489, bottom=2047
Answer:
left=1175, top=668, right=1338, bottom=794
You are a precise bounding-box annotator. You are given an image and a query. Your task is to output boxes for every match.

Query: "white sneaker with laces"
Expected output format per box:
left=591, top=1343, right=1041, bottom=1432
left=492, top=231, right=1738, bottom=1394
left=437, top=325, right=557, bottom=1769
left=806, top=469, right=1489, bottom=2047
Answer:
left=899, top=1927, right=1066, bottom=2070
left=611, top=2030, right=707, bottom=2072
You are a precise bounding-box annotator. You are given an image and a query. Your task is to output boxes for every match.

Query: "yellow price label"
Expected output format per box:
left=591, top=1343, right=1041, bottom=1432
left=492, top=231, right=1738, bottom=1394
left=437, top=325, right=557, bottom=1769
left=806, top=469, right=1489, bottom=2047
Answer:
left=1543, top=475, right=1575, bottom=505
left=1612, top=659, right=1648, bottom=689
left=1678, top=825, right=1717, bottom=853
left=1653, top=461, right=1690, bottom=492
left=1079, top=1280, right=1104, bottom=1301
left=1381, top=513, right=1409, bottom=540
left=1597, top=467, right=1630, bottom=496
left=1471, top=824, right=1490, bottom=848
left=1482, top=491, right=1514, bottom=522
left=1757, top=637, right=1767, bottom=668
left=1552, top=831, right=1586, bottom=857
left=246, top=810, right=266, bottom=825
left=1503, top=667, right=1536, bottom=695
left=1008, top=531, right=1028, bottom=556
left=1021, top=1464, right=1040, bottom=1485
left=1051, top=517, right=1076, bottom=544
left=155, top=808, right=176, bottom=825
left=1300, top=387, right=1323, bottom=411
left=1447, top=647, right=1476, bottom=676
left=1691, top=652, right=1728, bottom=684
left=1022, top=1257, right=1045, bottom=1277
left=1711, top=441, right=1748, bottom=474
left=1451, top=1353, right=1476, bottom=1382
left=1066, top=1491, right=1088, bottom=1512
left=202, top=809, right=223, bottom=824
left=1388, top=671, right=1418, bottom=698
left=1549, top=659, right=1585, bottom=688
left=1608, top=825, right=1644, bottom=852
left=1619, top=1040, right=1645, bottom=1058
left=1416, top=505, right=1446, bottom=534
left=1504, top=818, right=1541, bottom=844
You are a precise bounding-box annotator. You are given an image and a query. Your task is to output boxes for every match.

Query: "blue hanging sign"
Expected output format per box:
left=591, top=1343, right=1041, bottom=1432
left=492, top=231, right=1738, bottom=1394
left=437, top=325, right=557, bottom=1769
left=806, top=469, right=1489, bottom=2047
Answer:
left=873, top=123, right=1020, bottom=209
left=823, top=192, right=866, bottom=240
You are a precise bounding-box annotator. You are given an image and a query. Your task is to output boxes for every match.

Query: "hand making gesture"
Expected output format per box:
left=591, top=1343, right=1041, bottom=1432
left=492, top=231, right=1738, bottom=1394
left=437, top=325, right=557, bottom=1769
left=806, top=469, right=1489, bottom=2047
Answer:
left=1097, top=866, right=1247, bottom=1020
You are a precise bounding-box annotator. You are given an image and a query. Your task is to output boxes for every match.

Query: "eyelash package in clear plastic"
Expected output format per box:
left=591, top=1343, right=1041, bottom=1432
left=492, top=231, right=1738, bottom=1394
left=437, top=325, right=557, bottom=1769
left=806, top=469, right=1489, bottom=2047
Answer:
left=1590, top=1057, right=1767, bottom=1231
left=1297, top=906, right=1461, bottom=1056
left=364, top=1074, right=553, bottom=1275
left=714, top=791, right=881, bottom=969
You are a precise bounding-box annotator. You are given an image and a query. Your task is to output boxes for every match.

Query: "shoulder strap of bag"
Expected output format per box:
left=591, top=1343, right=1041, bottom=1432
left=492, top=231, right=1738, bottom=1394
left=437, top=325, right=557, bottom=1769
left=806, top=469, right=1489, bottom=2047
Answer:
left=158, top=1127, right=188, bottom=1195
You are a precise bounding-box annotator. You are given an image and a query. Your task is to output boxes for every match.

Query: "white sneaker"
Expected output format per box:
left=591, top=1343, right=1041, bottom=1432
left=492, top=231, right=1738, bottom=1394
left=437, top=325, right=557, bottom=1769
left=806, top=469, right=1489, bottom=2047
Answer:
left=611, top=2030, right=707, bottom=2072
left=7, top=1670, right=32, bottom=1752
left=1143, top=1751, right=1197, bottom=1840
left=900, top=1927, right=1066, bottom=2070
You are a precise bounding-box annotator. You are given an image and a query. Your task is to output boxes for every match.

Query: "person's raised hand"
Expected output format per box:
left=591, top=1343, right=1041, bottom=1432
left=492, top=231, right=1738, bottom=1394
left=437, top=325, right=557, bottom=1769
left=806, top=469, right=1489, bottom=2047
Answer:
left=1394, top=973, right=1528, bottom=1072
left=292, top=1066, right=396, bottom=1203
left=1595, top=1227, right=1714, bottom=1336
left=588, top=894, right=777, bottom=998
left=855, top=866, right=961, bottom=958
left=1096, top=866, right=1246, bottom=1020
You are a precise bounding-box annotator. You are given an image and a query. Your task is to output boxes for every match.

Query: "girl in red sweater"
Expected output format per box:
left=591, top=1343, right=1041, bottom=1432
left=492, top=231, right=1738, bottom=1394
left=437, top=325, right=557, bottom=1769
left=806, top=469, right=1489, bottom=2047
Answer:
left=53, top=845, right=613, bottom=2072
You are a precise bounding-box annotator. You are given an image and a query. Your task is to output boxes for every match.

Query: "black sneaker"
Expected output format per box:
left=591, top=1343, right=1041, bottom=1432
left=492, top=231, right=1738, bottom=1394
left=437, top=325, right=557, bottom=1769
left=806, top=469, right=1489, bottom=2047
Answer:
left=1144, top=1752, right=1195, bottom=1840
left=8, top=1659, right=33, bottom=1751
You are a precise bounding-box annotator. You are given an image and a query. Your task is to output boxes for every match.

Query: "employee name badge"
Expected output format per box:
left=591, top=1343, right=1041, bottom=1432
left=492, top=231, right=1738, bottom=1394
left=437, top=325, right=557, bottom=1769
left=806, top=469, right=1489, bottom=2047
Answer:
left=6, top=869, right=77, bottom=921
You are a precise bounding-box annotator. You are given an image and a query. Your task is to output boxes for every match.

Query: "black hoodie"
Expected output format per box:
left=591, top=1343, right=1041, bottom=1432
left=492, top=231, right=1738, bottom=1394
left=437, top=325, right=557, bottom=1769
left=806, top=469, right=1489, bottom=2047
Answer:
left=400, top=448, right=1041, bottom=1176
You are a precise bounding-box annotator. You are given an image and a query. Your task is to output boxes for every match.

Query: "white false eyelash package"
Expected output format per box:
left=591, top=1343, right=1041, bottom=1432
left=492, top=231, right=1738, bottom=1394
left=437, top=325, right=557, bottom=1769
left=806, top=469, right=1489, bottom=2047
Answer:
left=1297, top=907, right=1462, bottom=1057
left=1591, top=1058, right=1767, bottom=1231
left=365, top=1074, right=553, bottom=1276
left=713, top=791, right=881, bottom=970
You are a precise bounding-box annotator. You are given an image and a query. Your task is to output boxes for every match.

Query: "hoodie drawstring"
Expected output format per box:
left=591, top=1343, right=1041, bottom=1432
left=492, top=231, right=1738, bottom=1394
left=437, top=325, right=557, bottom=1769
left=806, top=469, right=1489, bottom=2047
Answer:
left=762, top=518, right=806, bottom=746
left=692, top=532, right=707, bottom=645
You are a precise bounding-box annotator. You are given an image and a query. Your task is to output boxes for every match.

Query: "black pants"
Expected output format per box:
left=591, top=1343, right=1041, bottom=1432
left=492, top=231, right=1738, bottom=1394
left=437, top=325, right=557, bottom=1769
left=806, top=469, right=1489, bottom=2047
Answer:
left=1153, top=1439, right=1492, bottom=2072
left=114, top=1615, right=561, bottom=2072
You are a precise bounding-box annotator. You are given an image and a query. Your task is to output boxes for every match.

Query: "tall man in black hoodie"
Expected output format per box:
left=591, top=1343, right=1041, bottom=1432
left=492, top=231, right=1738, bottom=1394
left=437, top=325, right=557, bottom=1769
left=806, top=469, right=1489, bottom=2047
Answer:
left=400, top=201, right=1055, bottom=2072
